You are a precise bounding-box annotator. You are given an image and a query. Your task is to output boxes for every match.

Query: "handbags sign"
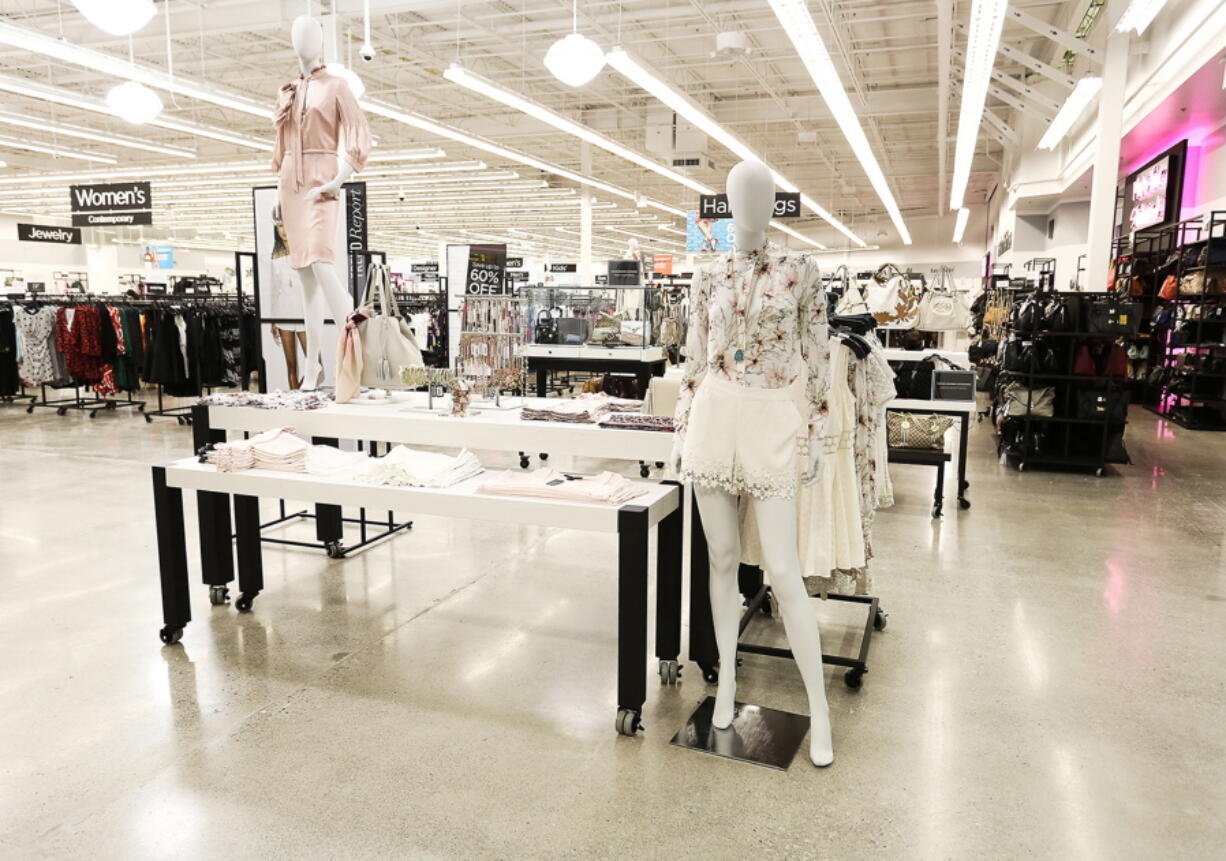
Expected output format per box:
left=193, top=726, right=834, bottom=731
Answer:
left=698, top=192, right=802, bottom=219
left=69, top=181, right=152, bottom=226
left=17, top=223, right=81, bottom=244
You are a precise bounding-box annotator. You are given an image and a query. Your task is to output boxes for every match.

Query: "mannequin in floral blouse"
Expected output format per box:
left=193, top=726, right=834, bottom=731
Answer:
left=670, top=159, right=834, bottom=767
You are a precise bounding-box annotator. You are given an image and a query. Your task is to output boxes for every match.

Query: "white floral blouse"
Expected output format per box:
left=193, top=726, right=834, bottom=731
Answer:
left=676, top=240, right=830, bottom=449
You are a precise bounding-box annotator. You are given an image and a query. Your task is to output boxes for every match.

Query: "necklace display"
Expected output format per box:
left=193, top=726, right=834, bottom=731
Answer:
left=731, top=245, right=771, bottom=364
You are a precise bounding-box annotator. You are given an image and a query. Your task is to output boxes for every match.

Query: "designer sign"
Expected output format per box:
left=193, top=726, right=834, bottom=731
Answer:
left=70, top=181, right=153, bottom=226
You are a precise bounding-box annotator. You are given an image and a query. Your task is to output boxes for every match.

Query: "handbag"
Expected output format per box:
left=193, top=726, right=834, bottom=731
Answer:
left=1085, top=300, right=1139, bottom=336
left=968, top=338, right=999, bottom=364
left=1075, top=388, right=1128, bottom=423
left=1180, top=271, right=1206, bottom=296
left=1042, top=294, right=1079, bottom=333
left=835, top=283, right=871, bottom=316
left=1003, top=383, right=1055, bottom=417
left=886, top=411, right=955, bottom=450
left=916, top=278, right=971, bottom=332
left=868, top=274, right=921, bottom=330
left=354, top=263, right=425, bottom=388
left=1159, top=274, right=1178, bottom=300
left=534, top=308, right=560, bottom=344
left=1104, top=344, right=1129, bottom=377
left=1072, top=344, right=1097, bottom=376
left=1011, top=296, right=1042, bottom=334
left=975, top=364, right=999, bottom=393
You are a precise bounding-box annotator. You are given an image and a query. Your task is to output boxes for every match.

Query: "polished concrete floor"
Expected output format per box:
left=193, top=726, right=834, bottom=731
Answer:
left=1, top=397, right=1224, bottom=860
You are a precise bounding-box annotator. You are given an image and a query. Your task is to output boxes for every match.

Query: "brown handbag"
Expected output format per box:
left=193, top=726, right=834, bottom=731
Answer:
left=886, top=411, right=955, bottom=450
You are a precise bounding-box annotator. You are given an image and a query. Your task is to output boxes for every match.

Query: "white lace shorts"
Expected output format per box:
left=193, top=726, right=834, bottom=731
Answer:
left=680, top=376, right=808, bottom=499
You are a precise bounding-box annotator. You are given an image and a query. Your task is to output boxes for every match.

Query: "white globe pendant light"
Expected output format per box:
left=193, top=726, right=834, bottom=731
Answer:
left=544, top=1, right=604, bottom=88
left=71, top=0, right=156, bottom=36
left=106, top=81, right=163, bottom=125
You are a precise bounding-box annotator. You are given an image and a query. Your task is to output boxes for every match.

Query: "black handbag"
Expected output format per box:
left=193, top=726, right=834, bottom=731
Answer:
left=534, top=308, right=560, bottom=344
left=975, top=364, right=999, bottom=393
left=1042, top=294, right=1079, bottom=333
left=968, top=338, right=999, bottom=364
left=894, top=358, right=938, bottom=399
left=1075, top=388, right=1129, bottom=423
left=1085, top=300, right=1140, bottom=335
left=1012, top=297, right=1042, bottom=334
left=1002, top=339, right=1027, bottom=372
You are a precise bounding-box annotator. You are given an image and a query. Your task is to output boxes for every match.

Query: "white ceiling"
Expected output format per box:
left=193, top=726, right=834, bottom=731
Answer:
left=0, top=0, right=1100, bottom=259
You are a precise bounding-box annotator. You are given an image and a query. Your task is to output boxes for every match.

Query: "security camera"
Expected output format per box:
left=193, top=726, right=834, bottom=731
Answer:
left=397, top=189, right=406, bottom=203
left=360, top=43, right=375, bottom=63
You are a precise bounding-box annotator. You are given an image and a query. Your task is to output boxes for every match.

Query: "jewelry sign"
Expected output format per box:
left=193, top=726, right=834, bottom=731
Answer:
left=70, top=181, right=152, bottom=226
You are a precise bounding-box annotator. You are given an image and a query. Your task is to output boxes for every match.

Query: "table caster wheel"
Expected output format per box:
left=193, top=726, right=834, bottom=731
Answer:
left=931, top=504, right=942, bottom=518
left=658, top=659, right=681, bottom=685
left=138, top=404, right=146, bottom=412
left=184, top=417, right=193, bottom=426
left=615, top=708, right=642, bottom=736
left=236, top=593, right=257, bottom=613
left=844, top=669, right=864, bottom=690
left=700, top=663, right=719, bottom=685
left=958, top=498, right=971, bottom=510
left=208, top=585, right=230, bottom=606
left=89, top=411, right=98, bottom=419
left=25, top=406, right=34, bottom=413
left=175, top=416, right=185, bottom=426
left=56, top=407, right=67, bottom=416
left=1017, top=462, right=1026, bottom=472
left=640, top=465, right=650, bottom=478
left=325, top=540, right=344, bottom=559
left=144, top=414, right=153, bottom=423
left=519, top=457, right=530, bottom=469
left=1095, top=467, right=1105, bottom=477
left=159, top=626, right=183, bottom=646
left=873, top=610, right=888, bottom=631
left=539, top=453, right=549, bottom=461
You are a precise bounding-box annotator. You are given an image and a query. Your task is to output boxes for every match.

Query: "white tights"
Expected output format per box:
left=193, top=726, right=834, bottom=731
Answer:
left=693, top=484, right=834, bottom=767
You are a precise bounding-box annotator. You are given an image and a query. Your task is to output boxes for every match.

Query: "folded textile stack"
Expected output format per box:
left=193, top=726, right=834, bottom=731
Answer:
left=305, top=445, right=371, bottom=478
left=206, top=428, right=307, bottom=473
left=521, top=398, right=611, bottom=423
left=576, top=392, right=644, bottom=413
left=598, top=413, right=675, bottom=433
left=198, top=390, right=333, bottom=411
left=477, top=468, right=647, bottom=505
left=353, top=446, right=483, bottom=488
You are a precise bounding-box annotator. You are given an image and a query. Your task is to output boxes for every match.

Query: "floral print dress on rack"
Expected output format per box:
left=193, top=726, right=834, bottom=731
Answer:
left=675, top=240, right=831, bottom=494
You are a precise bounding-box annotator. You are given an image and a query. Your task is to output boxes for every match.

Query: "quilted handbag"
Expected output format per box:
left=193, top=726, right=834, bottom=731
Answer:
left=354, top=263, right=424, bottom=388
left=886, top=411, right=955, bottom=450
left=916, top=281, right=972, bottom=331
left=1003, top=383, right=1055, bottom=417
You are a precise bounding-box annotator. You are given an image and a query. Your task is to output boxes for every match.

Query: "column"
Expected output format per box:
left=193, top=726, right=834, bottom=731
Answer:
left=580, top=140, right=593, bottom=285
left=1084, top=17, right=1129, bottom=292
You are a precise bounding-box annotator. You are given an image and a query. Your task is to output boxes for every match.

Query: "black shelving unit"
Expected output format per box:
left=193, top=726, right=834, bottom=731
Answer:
left=1138, top=211, right=1226, bottom=430
left=997, top=293, right=1131, bottom=476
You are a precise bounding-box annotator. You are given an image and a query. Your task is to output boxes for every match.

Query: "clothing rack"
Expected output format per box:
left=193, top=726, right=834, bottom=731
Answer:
left=394, top=290, right=450, bottom=368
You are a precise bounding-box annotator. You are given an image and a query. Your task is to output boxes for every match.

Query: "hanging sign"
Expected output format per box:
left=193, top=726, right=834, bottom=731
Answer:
left=653, top=254, right=674, bottom=275
left=70, top=181, right=152, bottom=226
left=17, top=223, right=81, bottom=244
left=506, top=257, right=524, bottom=269
left=595, top=274, right=609, bottom=285
left=152, top=245, right=175, bottom=269
left=508, top=270, right=530, bottom=283
left=548, top=263, right=577, bottom=273
left=699, top=192, right=801, bottom=219
left=466, top=245, right=508, bottom=295
left=411, top=262, right=440, bottom=279
left=344, top=181, right=368, bottom=290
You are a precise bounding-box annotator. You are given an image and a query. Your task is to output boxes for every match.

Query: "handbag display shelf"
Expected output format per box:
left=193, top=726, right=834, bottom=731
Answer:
left=995, top=289, right=1134, bottom=475
left=150, top=455, right=682, bottom=738
left=1134, top=210, right=1226, bottom=431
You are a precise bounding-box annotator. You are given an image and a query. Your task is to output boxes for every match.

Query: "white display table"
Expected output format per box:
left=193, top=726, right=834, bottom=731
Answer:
left=886, top=397, right=975, bottom=512
left=152, top=458, right=684, bottom=736
left=520, top=345, right=668, bottom=398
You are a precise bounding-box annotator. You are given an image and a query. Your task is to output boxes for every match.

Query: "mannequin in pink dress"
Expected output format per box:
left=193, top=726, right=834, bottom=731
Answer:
left=272, top=16, right=371, bottom=389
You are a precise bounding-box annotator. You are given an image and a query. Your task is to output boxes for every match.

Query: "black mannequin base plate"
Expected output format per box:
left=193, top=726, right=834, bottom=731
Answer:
left=669, top=696, right=810, bottom=770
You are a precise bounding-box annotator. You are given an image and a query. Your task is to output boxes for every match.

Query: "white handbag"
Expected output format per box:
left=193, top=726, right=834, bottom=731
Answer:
left=916, top=276, right=972, bottom=332
left=868, top=273, right=921, bottom=330
left=357, top=264, right=424, bottom=387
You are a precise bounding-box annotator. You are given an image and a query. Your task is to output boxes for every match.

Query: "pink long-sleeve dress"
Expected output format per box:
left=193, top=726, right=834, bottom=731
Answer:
left=272, top=66, right=370, bottom=269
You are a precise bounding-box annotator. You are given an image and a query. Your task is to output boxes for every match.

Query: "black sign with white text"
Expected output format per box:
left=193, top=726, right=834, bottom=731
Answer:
left=344, top=181, right=368, bottom=291
left=506, top=257, right=524, bottom=269
left=70, top=181, right=152, bottom=226
left=466, top=245, right=508, bottom=295
left=595, top=274, right=609, bottom=285
left=411, top=262, right=440, bottom=278
left=18, top=223, right=81, bottom=244
left=699, top=192, right=801, bottom=219
left=548, top=263, right=577, bottom=273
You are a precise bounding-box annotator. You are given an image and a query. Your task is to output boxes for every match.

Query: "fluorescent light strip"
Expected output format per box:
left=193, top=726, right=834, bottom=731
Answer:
left=950, top=0, right=1008, bottom=210
left=0, top=110, right=195, bottom=158
left=0, top=74, right=271, bottom=151
left=366, top=147, right=447, bottom=162
left=444, top=64, right=715, bottom=196
left=767, top=0, right=912, bottom=245
left=359, top=98, right=686, bottom=219
left=0, top=132, right=116, bottom=163
left=606, top=46, right=855, bottom=248
left=1116, top=0, right=1169, bottom=34
left=1036, top=77, right=1102, bottom=150
left=953, top=207, right=970, bottom=243
left=0, top=21, right=272, bottom=119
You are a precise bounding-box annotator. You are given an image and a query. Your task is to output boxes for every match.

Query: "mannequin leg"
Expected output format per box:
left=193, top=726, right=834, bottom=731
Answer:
left=296, top=263, right=353, bottom=390
left=692, top=484, right=745, bottom=730
left=280, top=330, right=302, bottom=390
left=751, top=495, right=835, bottom=767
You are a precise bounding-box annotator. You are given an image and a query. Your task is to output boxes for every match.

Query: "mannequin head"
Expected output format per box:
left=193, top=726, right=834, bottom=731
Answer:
left=726, top=160, right=774, bottom=251
left=291, top=16, right=324, bottom=71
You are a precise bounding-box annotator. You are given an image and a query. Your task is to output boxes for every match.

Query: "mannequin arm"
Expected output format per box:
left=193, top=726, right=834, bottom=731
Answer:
left=305, top=156, right=355, bottom=202
left=670, top=268, right=711, bottom=474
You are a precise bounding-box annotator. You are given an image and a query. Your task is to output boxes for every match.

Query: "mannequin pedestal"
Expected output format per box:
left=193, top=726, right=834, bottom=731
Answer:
left=670, top=696, right=811, bottom=770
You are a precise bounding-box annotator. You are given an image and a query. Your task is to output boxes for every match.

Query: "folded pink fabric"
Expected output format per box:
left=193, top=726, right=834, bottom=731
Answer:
left=476, top=467, right=647, bottom=505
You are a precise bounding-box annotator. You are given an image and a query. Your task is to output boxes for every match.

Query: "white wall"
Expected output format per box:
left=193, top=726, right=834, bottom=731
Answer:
left=0, top=213, right=89, bottom=290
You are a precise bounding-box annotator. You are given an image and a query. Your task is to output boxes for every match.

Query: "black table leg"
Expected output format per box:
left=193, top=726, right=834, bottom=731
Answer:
left=688, top=494, right=718, bottom=683
left=311, top=436, right=345, bottom=555
left=616, top=505, right=649, bottom=736
left=654, top=484, right=683, bottom=684
left=153, top=466, right=190, bottom=645
left=957, top=413, right=971, bottom=510
left=233, top=494, right=264, bottom=612
left=191, top=404, right=234, bottom=593
left=536, top=368, right=548, bottom=398
left=635, top=366, right=650, bottom=399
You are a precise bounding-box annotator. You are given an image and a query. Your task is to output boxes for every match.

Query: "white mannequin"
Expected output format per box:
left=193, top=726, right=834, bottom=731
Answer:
left=681, top=159, right=834, bottom=767
left=274, top=15, right=356, bottom=390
